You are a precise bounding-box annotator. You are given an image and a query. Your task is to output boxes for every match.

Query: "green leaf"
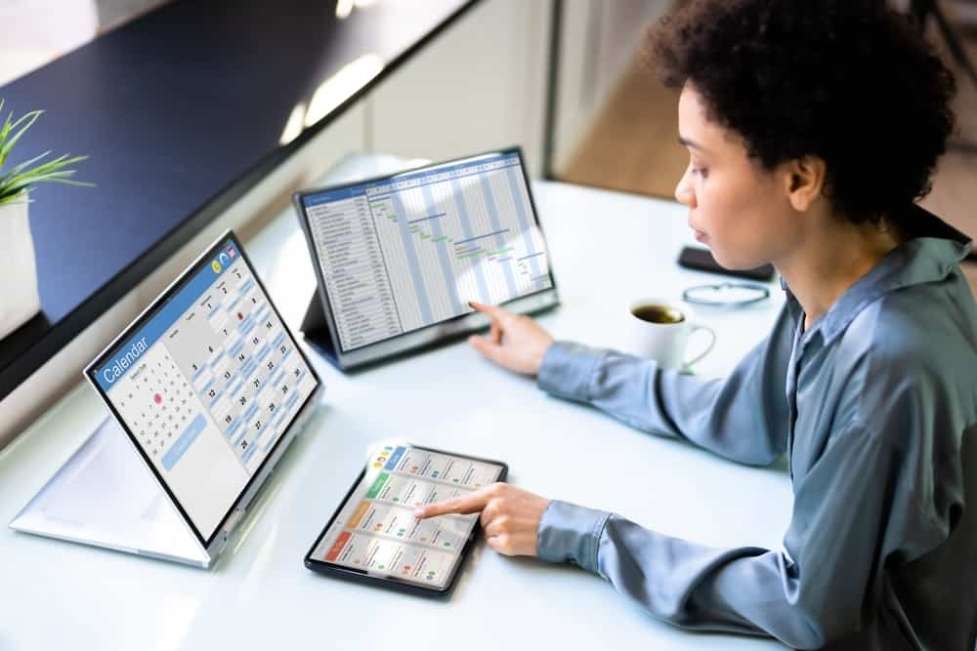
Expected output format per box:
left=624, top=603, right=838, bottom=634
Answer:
left=0, top=109, right=41, bottom=168
left=0, top=99, right=90, bottom=196
left=0, top=187, right=29, bottom=206
left=7, top=150, right=50, bottom=176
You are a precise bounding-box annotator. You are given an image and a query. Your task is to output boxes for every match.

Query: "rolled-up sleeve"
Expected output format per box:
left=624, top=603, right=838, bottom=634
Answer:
left=537, top=305, right=795, bottom=466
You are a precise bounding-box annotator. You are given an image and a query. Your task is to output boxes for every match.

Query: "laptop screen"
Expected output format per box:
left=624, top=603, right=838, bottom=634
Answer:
left=86, top=234, right=319, bottom=545
left=298, top=150, right=554, bottom=352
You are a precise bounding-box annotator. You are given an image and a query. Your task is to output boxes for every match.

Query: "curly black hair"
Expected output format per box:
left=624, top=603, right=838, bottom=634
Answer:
left=648, top=0, right=957, bottom=229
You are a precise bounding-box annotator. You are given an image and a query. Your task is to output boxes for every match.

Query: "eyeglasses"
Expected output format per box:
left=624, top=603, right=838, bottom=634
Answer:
left=682, top=281, right=770, bottom=307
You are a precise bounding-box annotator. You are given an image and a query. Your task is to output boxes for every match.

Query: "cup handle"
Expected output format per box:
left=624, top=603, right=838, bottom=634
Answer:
left=683, top=323, right=716, bottom=371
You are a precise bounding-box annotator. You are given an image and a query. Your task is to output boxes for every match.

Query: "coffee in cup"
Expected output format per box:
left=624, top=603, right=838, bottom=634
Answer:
left=631, top=304, right=686, bottom=325
left=628, top=298, right=715, bottom=370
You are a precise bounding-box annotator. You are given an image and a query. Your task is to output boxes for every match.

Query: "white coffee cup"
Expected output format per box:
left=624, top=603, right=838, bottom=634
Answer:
left=628, top=298, right=716, bottom=370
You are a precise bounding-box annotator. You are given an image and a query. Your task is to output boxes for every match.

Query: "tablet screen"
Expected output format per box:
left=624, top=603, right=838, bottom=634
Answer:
left=309, top=445, right=506, bottom=591
left=86, top=235, right=320, bottom=546
left=298, top=149, right=554, bottom=353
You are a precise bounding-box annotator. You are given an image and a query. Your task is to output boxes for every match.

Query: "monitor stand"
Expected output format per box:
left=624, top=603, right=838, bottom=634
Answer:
left=9, top=416, right=208, bottom=567
left=300, top=292, right=338, bottom=365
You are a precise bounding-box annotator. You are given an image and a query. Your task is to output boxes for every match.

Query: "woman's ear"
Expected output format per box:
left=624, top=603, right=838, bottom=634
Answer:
left=784, top=156, right=827, bottom=212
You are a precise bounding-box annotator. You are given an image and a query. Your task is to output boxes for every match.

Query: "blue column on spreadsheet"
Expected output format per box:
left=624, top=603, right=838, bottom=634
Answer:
left=419, top=182, right=465, bottom=315
left=477, top=175, right=520, bottom=298
left=390, top=190, right=435, bottom=324
left=503, top=166, right=545, bottom=282
left=448, top=176, right=492, bottom=304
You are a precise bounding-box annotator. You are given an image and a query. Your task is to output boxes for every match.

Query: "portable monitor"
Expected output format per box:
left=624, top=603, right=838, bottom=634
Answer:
left=11, top=232, right=322, bottom=567
left=293, top=147, right=559, bottom=370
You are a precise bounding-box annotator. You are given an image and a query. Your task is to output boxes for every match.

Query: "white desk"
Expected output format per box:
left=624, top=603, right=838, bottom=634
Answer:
left=0, top=162, right=791, bottom=650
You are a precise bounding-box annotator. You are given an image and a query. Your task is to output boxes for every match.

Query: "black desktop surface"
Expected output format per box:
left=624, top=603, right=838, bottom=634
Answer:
left=0, top=0, right=475, bottom=401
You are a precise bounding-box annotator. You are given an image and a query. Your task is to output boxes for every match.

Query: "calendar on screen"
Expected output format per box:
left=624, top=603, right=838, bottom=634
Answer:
left=89, top=236, right=319, bottom=542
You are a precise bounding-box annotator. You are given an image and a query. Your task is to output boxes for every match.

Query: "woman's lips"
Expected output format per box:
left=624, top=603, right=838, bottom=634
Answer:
left=688, top=217, right=707, bottom=242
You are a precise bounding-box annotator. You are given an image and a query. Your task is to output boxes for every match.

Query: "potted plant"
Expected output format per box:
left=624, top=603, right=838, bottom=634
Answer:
left=0, top=99, right=89, bottom=340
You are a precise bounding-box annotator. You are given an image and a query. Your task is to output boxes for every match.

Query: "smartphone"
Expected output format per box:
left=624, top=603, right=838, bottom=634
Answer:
left=677, top=246, right=775, bottom=282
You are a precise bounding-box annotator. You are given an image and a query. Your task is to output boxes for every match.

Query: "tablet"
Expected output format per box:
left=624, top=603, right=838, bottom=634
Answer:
left=305, top=444, right=508, bottom=595
left=293, top=147, right=559, bottom=370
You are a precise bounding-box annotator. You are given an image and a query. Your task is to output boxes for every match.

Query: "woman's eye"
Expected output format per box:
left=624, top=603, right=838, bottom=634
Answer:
left=691, top=164, right=708, bottom=178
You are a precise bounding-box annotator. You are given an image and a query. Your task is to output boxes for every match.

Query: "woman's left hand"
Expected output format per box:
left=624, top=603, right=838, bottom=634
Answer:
left=414, top=483, right=551, bottom=557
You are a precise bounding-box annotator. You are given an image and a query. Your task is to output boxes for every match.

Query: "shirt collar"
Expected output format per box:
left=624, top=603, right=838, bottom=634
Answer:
left=783, top=205, right=972, bottom=346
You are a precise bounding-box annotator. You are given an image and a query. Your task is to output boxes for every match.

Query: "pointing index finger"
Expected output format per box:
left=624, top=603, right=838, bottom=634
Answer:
left=414, top=489, right=492, bottom=519
left=469, top=301, right=509, bottom=323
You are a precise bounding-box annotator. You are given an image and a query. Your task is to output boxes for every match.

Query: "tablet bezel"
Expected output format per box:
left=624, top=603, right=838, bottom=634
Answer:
left=83, top=230, right=322, bottom=551
left=304, top=444, right=509, bottom=596
left=293, top=146, right=559, bottom=371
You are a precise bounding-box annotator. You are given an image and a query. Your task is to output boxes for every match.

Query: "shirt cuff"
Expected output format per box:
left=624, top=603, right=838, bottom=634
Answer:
left=537, top=341, right=605, bottom=402
left=537, top=499, right=611, bottom=574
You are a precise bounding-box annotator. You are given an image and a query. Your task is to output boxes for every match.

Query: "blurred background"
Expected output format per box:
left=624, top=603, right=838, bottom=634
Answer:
left=2, top=0, right=973, bottom=291
left=550, top=0, right=977, bottom=294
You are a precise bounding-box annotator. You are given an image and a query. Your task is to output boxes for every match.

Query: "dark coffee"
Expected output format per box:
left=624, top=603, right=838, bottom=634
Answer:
left=631, top=304, right=685, bottom=325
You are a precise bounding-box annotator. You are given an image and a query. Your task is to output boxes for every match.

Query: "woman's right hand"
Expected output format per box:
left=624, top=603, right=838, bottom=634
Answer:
left=467, top=302, right=554, bottom=376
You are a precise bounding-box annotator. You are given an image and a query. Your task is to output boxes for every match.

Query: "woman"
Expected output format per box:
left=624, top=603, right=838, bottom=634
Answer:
left=415, top=1, right=977, bottom=648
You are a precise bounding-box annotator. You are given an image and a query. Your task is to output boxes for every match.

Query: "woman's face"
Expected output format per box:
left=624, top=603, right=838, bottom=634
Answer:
left=674, top=84, right=801, bottom=270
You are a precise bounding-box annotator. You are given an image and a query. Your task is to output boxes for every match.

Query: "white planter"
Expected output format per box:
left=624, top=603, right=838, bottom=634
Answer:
left=0, top=197, right=41, bottom=339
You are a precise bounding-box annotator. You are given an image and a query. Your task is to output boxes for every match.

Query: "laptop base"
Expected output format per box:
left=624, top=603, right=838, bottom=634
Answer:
left=9, top=416, right=209, bottom=567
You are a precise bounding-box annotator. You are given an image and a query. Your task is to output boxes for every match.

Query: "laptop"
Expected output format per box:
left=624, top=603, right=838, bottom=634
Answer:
left=10, top=232, right=322, bottom=567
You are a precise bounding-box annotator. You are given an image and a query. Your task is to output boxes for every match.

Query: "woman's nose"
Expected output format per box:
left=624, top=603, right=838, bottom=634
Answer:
left=675, top=167, right=695, bottom=208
